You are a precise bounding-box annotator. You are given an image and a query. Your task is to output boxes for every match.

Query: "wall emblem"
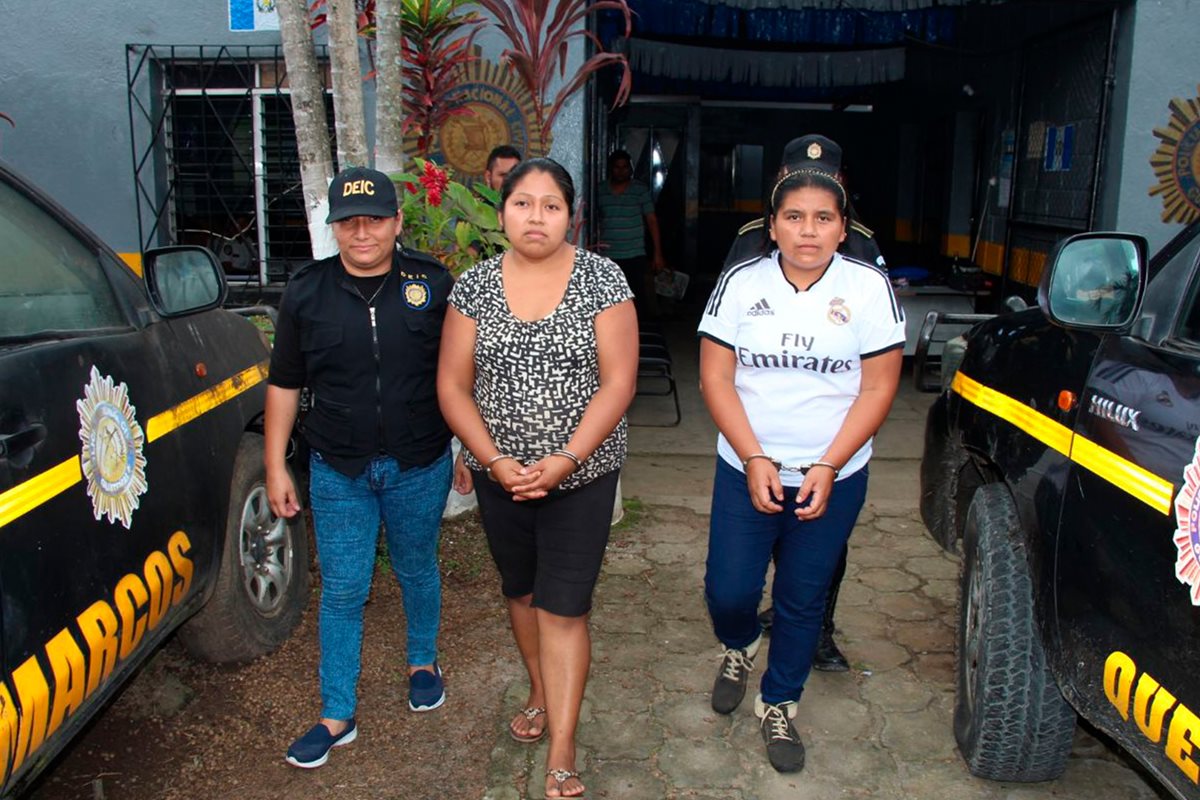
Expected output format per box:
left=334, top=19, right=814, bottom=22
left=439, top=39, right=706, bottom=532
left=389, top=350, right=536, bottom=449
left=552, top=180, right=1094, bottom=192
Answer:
left=1150, top=85, right=1200, bottom=224
left=827, top=297, right=851, bottom=325
left=405, top=57, right=549, bottom=182
left=77, top=367, right=148, bottom=529
left=1173, top=436, right=1200, bottom=605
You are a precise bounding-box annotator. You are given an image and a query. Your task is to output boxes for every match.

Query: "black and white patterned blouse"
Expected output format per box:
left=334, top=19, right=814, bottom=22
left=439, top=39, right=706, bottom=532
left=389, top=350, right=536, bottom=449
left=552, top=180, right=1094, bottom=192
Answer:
left=449, top=248, right=634, bottom=491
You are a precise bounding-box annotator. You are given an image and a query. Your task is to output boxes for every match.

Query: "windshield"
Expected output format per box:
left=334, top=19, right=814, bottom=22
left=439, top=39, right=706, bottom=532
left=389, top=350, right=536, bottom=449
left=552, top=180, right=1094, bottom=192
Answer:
left=0, top=180, right=126, bottom=340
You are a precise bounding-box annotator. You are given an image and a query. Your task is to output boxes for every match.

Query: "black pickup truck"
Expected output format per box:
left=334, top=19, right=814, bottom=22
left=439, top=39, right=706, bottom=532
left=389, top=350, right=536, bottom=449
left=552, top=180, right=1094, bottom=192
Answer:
left=0, top=164, right=309, bottom=797
left=919, top=220, right=1200, bottom=799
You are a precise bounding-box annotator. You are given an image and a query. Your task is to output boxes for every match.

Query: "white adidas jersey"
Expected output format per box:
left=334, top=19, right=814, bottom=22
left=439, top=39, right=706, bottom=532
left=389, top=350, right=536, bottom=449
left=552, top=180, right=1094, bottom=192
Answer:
left=698, top=251, right=905, bottom=485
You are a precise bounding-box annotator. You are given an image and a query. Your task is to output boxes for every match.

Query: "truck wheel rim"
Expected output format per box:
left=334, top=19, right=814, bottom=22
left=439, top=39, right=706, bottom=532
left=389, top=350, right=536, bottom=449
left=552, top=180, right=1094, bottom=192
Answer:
left=963, top=552, right=983, bottom=716
left=239, top=484, right=294, bottom=615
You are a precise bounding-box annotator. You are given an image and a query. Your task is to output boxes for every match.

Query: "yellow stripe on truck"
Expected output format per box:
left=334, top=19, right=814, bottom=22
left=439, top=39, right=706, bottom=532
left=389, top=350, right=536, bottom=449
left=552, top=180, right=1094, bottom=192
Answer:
left=0, top=458, right=83, bottom=530
left=1070, top=436, right=1175, bottom=515
left=145, top=361, right=268, bottom=443
left=952, top=371, right=1074, bottom=455
left=0, top=360, right=269, bottom=530
left=952, top=370, right=1175, bottom=516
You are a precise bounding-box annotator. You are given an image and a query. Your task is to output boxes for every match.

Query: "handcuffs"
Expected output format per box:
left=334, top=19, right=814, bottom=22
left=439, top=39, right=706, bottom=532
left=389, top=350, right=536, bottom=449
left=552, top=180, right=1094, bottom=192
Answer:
left=741, top=452, right=840, bottom=478
left=485, top=448, right=582, bottom=480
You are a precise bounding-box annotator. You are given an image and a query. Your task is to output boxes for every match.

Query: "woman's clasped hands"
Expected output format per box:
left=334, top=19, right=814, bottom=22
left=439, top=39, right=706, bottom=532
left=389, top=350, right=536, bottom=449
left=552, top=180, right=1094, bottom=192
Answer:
left=489, top=453, right=577, bottom=501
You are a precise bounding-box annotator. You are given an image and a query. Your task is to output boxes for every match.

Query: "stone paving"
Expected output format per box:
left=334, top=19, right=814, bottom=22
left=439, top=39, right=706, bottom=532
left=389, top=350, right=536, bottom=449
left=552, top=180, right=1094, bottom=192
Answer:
left=480, top=331, right=1162, bottom=800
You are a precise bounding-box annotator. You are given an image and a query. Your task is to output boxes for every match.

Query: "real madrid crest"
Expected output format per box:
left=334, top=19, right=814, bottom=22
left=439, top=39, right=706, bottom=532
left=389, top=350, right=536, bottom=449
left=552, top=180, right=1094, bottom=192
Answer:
left=1150, top=85, right=1200, bottom=224
left=807, top=142, right=823, bottom=160
left=827, top=297, right=851, bottom=325
left=404, top=280, right=431, bottom=310
left=1173, top=437, right=1200, bottom=605
left=76, top=366, right=148, bottom=529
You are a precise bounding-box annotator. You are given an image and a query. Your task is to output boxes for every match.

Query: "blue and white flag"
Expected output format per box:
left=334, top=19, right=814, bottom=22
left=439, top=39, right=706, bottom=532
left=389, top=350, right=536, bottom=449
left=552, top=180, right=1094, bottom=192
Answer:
left=230, top=0, right=280, bottom=31
left=1043, top=124, right=1075, bottom=173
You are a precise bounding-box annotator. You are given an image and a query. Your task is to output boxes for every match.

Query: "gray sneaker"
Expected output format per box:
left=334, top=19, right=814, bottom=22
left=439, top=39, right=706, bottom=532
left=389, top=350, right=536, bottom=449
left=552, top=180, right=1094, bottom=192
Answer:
left=755, top=694, right=805, bottom=773
left=710, top=633, right=761, bottom=714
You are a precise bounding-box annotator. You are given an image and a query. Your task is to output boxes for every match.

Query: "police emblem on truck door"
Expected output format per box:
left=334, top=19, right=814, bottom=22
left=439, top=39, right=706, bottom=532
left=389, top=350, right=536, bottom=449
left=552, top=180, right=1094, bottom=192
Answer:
left=1174, top=437, right=1200, bottom=605
left=76, top=366, right=147, bottom=529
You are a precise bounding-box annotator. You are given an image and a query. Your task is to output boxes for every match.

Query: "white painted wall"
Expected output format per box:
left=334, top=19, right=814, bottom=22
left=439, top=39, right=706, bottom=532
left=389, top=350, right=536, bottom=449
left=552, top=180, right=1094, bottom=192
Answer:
left=1108, top=0, right=1200, bottom=253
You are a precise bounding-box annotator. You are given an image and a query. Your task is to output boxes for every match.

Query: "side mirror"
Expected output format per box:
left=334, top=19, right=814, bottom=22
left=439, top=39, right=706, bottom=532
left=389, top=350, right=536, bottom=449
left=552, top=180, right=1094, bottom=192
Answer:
left=144, top=246, right=227, bottom=316
left=1038, top=232, right=1147, bottom=330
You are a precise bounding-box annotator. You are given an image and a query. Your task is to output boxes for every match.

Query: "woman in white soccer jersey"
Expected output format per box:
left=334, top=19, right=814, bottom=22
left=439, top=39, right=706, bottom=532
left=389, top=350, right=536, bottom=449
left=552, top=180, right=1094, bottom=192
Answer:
left=696, top=166, right=904, bottom=773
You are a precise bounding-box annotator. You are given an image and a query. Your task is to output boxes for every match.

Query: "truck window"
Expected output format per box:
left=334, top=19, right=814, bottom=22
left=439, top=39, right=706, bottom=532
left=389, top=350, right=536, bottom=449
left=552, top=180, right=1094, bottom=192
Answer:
left=0, top=180, right=126, bottom=339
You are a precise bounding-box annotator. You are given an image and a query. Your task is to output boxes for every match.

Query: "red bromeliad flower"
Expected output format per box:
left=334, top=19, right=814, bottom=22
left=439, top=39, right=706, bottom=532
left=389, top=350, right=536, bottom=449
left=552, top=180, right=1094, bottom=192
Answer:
left=405, top=182, right=419, bottom=195
left=419, top=161, right=449, bottom=207
left=419, top=160, right=449, bottom=192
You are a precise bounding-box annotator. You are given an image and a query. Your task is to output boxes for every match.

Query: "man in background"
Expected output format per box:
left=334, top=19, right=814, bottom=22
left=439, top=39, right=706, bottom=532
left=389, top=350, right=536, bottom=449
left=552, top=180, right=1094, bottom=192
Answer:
left=597, top=148, right=665, bottom=316
left=483, top=144, right=522, bottom=192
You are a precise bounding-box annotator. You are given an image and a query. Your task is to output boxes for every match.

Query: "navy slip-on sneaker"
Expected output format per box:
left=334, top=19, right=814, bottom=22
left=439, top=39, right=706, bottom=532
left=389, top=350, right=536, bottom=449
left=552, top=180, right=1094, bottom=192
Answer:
left=285, top=718, right=357, bottom=768
left=408, top=663, right=446, bottom=712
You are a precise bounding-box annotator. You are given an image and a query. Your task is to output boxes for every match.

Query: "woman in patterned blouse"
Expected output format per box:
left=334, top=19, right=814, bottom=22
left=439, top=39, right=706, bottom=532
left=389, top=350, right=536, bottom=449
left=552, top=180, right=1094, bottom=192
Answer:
left=438, top=157, right=638, bottom=799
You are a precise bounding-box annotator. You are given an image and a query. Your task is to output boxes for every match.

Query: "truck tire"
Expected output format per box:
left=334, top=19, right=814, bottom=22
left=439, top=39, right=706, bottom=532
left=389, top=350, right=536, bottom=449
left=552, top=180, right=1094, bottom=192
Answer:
left=954, top=483, right=1075, bottom=781
left=180, top=433, right=310, bottom=663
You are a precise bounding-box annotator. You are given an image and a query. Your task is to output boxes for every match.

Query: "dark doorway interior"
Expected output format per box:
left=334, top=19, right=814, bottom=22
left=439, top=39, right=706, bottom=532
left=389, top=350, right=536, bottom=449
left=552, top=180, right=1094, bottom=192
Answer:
left=595, top=0, right=1122, bottom=298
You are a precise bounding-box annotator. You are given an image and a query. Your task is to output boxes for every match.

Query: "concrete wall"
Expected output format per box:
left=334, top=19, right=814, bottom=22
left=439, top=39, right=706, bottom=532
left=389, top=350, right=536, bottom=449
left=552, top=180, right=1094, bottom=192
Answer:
left=1109, top=0, right=1200, bottom=253
left=1, top=4, right=279, bottom=252
left=0, top=2, right=586, bottom=256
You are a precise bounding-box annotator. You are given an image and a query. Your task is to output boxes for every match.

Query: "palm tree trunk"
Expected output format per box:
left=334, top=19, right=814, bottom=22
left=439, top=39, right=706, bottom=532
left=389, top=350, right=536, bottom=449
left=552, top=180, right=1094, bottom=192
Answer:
left=374, top=0, right=405, bottom=175
left=276, top=0, right=336, bottom=258
left=327, top=0, right=369, bottom=170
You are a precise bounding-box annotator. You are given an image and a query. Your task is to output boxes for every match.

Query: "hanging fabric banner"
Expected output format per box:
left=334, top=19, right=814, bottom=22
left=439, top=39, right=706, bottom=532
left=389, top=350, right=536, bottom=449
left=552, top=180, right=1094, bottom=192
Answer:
left=620, top=38, right=905, bottom=88
left=678, top=0, right=1005, bottom=9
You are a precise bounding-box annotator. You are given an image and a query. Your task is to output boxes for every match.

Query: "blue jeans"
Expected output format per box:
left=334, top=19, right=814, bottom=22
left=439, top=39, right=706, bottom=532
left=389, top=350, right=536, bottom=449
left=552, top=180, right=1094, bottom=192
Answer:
left=705, top=458, right=868, bottom=705
left=309, top=449, right=452, bottom=720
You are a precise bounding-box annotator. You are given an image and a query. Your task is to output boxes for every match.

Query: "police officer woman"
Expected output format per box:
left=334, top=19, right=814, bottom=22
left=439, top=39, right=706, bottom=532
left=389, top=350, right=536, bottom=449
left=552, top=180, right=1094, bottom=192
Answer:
left=266, top=167, right=455, bottom=769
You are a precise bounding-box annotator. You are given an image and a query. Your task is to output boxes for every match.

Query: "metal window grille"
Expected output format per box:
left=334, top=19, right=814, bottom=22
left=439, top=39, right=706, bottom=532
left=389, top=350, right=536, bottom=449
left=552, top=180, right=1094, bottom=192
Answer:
left=1001, top=12, right=1113, bottom=291
left=126, top=44, right=335, bottom=291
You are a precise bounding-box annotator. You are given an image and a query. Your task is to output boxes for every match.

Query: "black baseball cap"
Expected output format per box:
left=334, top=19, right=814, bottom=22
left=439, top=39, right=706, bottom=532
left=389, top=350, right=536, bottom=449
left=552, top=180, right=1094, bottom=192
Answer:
left=326, top=166, right=398, bottom=223
left=781, top=135, right=843, bottom=176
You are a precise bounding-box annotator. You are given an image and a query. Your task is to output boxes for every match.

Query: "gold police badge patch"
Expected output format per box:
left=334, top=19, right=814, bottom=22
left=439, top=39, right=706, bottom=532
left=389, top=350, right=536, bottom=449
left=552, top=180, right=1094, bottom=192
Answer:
left=404, top=280, right=431, bottom=309
left=77, top=366, right=148, bottom=529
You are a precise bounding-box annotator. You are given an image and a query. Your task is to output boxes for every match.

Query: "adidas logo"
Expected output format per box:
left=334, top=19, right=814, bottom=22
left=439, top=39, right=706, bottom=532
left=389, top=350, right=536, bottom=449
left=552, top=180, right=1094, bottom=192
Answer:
left=747, top=298, right=775, bottom=317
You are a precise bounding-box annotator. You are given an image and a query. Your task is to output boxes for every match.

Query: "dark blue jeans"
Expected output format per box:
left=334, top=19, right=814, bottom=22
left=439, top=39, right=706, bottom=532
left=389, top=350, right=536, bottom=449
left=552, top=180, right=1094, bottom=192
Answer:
left=309, top=449, right=452, bottom=720
left=705, top=458, right=868, bottom=704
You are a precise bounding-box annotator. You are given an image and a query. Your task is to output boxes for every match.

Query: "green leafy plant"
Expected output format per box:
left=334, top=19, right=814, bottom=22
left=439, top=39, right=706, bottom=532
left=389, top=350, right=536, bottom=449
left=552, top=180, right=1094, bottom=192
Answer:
left=399, top=0, right=485, bottom=156
left=466, top=0, right=634, bottom=153
left=393, top=158, right=508, bottom=274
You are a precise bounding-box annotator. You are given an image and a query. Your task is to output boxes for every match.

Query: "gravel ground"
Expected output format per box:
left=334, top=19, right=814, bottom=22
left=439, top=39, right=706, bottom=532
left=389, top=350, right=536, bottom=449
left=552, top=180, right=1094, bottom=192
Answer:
left=27, top=512, right=520, bottom=800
